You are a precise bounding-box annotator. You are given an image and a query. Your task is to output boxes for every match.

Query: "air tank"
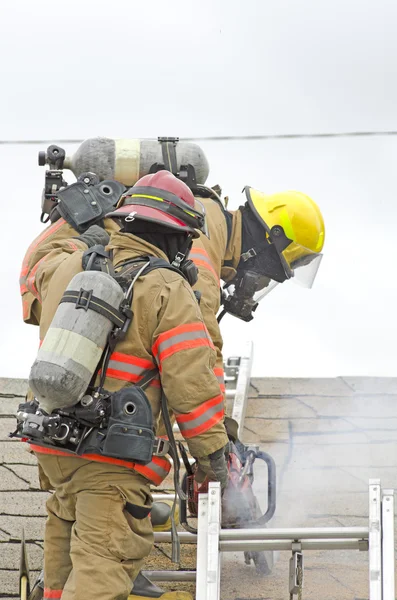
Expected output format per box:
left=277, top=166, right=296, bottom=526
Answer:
left=63, top=137, right=210, bottom=186
left=29, top=270, right=125, bottom=413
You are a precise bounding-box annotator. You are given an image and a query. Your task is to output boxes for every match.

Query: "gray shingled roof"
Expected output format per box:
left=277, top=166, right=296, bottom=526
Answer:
left=1, top=377, right=397, bottom=599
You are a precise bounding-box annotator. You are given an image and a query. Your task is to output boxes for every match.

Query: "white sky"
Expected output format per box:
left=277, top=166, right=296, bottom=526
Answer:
left=1, top=0, right=397, bottom=378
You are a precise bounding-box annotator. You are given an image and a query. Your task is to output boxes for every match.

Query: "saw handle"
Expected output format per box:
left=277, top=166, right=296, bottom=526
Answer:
left=179, top=471, right=200, bottom=534
left=255, top=450, right=277, bottom=524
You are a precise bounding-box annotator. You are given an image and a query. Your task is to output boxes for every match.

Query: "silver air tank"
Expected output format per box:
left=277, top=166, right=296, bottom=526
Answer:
left=29, top=271, right=125, bottom=413
left=63, top=137, right=210, bottom=186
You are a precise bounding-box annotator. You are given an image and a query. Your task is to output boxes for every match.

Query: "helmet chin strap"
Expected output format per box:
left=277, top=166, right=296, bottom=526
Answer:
left=239, top=205, right=290, bottom=283
left=171, top=236, right=199, bottom=287
left=171, top=236, right=192, bottom=267
left=239, top=203, right=270, bottom=264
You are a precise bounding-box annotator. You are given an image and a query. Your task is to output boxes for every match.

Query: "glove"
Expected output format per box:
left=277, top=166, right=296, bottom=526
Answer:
left=75, top=224, right=110, bottom=248
left=195, top=445, right=229, bottom=491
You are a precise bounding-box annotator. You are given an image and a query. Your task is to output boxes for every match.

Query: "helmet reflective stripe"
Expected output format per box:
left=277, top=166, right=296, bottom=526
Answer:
left=128, top=193, right=199, bottom=220
left=276, top=208, right=296, bottom=243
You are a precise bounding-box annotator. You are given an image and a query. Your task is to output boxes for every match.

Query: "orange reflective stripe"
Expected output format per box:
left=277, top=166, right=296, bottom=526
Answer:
left=176, top=394, right=224, bottom=438
left=105, top=352, right=160, bottom=386
left=190, top=248, right=208, bottom=257
left=190, top=248, right=220, bottom=283
left=153, top=323, right=206, bottom=352
left=30, top=444, right=171, bottom=485
left=153, top=322, right=214, bottom=364
left=214, top=367, right=225, bottom=392
left=22, top=296, right=31, bottom=320
left=65, top=240, right=79, bottom=251
left=26, top=255, right=49, bottom=301
left=44, top=589, right=63, bottom=599
left=133, top=456, right=171, bottom=485
left=20, top=218, right=66, bottom=279
left=110, top=351, right=154, bottom=369
left=158, top=338, right=213, bottom=364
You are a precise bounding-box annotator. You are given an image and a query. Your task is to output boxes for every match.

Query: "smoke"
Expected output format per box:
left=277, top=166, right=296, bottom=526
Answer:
left=240, top=378, right=397, bottom=529
left=217, top=378, right=397, bottom=597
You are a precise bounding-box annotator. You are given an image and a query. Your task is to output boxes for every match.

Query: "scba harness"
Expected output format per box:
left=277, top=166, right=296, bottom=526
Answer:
left=14, top=249, right=185, bottom=466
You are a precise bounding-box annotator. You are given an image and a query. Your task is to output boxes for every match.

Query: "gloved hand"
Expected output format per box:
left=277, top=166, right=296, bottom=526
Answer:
left=195, top=444, right=229, bottom=491
left=75, top=224, right=110, bottom=248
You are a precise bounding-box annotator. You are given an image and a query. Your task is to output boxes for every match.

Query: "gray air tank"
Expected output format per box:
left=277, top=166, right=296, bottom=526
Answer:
left=63, top=137, right=210, bottom=187
left=29, top=270, right=125, bottom=413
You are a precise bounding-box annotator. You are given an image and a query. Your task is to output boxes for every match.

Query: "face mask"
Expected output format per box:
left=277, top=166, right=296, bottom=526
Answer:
left=220, top=269, right=277, bottom=322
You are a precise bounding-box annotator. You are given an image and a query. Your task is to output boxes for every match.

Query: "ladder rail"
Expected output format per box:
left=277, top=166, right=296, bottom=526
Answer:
left=230, top=341, right=254, bottom=431
left=381, top=488, right=395, bottom=600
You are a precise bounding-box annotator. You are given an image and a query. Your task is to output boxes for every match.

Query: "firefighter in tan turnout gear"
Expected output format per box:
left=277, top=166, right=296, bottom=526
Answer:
left=21, top=188, right=324, bottom=401
left=21, top=171, right=229, bottom=600
left=21, top=137, right=325, bottom=395
left=20, top=138, right=325, bottom=599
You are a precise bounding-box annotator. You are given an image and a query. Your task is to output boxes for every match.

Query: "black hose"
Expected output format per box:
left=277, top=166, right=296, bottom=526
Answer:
left=217, top=309, right=227, bottom=323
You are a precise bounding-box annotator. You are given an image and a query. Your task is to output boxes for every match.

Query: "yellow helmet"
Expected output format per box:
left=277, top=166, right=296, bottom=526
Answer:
left=244, top=187, right=325, bottom=285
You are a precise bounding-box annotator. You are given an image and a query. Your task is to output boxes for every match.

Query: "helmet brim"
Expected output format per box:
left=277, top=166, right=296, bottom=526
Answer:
left=106, top=204, right=200, bottom=238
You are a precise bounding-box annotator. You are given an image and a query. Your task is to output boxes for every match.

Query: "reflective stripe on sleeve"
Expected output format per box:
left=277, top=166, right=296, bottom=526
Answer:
left=22, top=295, right=32, bottom=320
left=19, top=218, right=66, bottom=289
left=65, top=240, right=79, bottom=251
left=176, top=394, right=224, bottom=438
left=25, top=255, right=49, bottom=301
left=214, top=367, right=225, bottom=392
left=152, top=322, right=214, bottom=364
left=44, top=589, right=63, bottom=599
left=105, top=351, right=160, bottom=387
left=190, top=248, right=219, bottom=283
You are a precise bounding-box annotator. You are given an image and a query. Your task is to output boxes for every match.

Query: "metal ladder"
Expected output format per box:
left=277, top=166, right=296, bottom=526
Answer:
left=193, top=479, right=395, bottom=600
left=146, top=341, right=395, bottom=599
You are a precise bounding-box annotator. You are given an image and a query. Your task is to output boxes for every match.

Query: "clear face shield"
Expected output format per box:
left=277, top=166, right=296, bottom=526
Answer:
left=289, top=252, right=323, bottom=288
left=219, top=226, right=323, bottom=322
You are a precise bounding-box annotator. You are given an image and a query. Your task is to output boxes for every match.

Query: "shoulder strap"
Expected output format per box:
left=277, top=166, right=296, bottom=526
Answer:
left=116, top=255, right=187, bottom=284
left=96, top=256, right=185, bottom=391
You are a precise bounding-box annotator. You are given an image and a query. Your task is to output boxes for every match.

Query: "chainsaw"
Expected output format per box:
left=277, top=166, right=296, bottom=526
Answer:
left=179, top=440, right=276, bottom=574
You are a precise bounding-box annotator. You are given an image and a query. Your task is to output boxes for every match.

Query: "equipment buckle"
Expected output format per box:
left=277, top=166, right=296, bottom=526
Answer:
left=158, top=136, right=179, bottom=143
left=153, top=437, right=170, bottom=457
left=172, top=252, right=185, bottom=268
left=75, top=288, right=93, bottom=311
left=241, top=247, right=257, bottom=262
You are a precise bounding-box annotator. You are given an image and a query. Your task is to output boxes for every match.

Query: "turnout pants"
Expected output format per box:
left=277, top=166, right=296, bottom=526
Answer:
left=36, top=453, right=153, bottom=600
